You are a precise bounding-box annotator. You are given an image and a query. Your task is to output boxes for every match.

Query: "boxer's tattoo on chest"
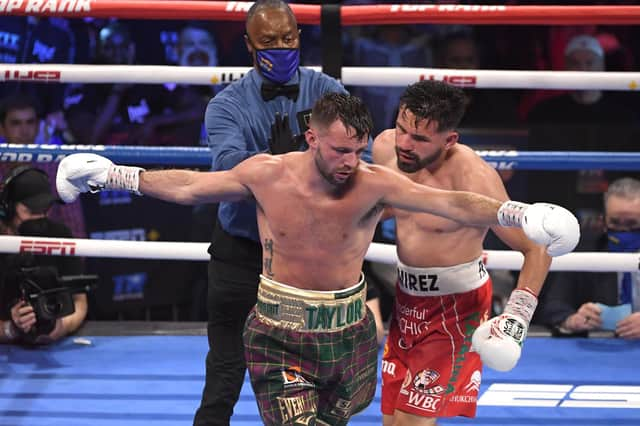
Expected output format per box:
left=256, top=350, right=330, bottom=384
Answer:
left=264, top=238, right=274, bottom=277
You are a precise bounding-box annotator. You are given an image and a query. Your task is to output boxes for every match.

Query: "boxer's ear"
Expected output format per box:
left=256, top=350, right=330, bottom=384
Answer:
left=305, top=128, right=318, bottom=149
left=445, top=131, right=459, bottom=149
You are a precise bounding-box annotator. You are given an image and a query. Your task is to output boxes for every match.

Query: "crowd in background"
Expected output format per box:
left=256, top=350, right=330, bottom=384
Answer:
left=2, top=2, right=640, bottom=145
left=1, top=0, right=639, bottom=333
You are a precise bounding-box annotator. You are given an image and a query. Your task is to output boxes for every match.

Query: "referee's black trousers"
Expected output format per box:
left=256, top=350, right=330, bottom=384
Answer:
left=193, top=226, right=260, bottom=426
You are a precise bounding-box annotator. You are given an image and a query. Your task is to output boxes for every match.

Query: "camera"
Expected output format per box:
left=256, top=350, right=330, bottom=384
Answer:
left=22, top=283, right=76, bottom=321
left=18, top=267, right=98, bottom=323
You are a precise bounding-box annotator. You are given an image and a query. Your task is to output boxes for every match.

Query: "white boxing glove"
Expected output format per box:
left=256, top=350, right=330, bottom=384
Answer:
left=498, top=201, right=580, bottom=256
left=471, top=288, right=537, bottom=372
left=56, top=153, right=145, bottom=203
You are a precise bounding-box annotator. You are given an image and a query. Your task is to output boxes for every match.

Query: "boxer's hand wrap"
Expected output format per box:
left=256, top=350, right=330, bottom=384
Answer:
left=105, top=164, right=144, bottom=193
left=497, top=200, right=528, bottom=227
left=471, top=288, right=538, bottom=372
left=57, top=153, right=145, bottom=203
left=498, top=201, right=580, bottom=257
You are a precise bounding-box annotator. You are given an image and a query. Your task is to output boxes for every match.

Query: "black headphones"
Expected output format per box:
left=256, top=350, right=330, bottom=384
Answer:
left=0, top=166, right=50, bottom=223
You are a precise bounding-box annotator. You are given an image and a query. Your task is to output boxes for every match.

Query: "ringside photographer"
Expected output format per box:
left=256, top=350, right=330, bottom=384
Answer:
left=0, top=166, right=89, bottom=344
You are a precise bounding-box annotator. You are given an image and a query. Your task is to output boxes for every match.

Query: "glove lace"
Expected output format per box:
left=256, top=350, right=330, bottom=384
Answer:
left=497, top=201, right=529, bottom=227
left=106, top=165, right=144, bottom=194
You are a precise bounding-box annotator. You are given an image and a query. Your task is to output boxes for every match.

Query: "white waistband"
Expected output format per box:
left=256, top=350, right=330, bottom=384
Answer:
left=259, top=273, right=365, bottom=300
left=396, top=257, right=490, bottom=296
left=256, top=274, right=367, bottom=332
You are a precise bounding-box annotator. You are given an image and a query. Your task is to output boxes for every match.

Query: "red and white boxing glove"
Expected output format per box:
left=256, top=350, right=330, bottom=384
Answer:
left=471, top=288, right=537, bottom=372
left=57, top=153, right=145, bottom=203
left=498, top=201, right=580, bottom=256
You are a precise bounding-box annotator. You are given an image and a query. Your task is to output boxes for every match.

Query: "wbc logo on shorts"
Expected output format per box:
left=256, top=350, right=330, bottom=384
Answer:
left=414, top=370, right=439, bottom=390
left=413, top=369, right=445, bottom=395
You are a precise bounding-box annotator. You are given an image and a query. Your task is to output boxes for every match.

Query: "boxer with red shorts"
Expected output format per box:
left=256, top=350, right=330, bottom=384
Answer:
left=373, top=80, right=579, bottom=425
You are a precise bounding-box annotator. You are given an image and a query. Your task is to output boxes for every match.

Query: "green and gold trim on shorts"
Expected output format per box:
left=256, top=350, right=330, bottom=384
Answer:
left=256, top=274, right=366, bottom=332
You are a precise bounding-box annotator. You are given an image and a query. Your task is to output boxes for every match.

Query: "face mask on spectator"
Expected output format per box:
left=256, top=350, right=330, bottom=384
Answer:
left=607, top=230, right=640, bottom=252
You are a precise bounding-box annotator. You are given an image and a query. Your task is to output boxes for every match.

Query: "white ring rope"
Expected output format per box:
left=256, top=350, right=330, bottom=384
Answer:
left=3, top=64, right=640, bottom=90
left=0, top=235, right=637, bottom=272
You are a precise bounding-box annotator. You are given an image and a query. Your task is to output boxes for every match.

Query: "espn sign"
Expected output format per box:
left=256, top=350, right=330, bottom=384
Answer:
left=419, top=74, right=477, bottom=88
left=19, top=239, right=77, bottom=256
left=3, top=70, right=61, bottom=82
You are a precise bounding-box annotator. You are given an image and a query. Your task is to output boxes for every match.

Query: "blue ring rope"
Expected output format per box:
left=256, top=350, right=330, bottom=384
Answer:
left=0, top=144, right=638, bottom=170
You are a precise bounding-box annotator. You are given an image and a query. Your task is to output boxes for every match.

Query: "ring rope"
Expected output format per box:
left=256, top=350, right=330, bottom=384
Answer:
left=4, top=64, right=640, bottom=91
left=3, top=2, right=640, bottom=25
left=0, top=235, right=637, bottom=272
left=1, top=144, right=638, bottom=170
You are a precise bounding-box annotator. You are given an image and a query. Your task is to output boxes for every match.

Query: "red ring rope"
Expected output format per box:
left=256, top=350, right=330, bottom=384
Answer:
left=2, top=1, right=640, bottom=25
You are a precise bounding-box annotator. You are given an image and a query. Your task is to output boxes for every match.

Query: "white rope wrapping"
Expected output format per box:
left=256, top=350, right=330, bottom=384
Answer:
left=4, top=64, right=640, bottom=90
left=0, top=235, right=637, bottom=272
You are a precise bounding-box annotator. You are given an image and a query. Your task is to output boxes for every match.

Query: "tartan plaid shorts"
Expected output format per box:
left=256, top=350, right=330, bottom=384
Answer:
left=243, top=278, right=378, bottom=425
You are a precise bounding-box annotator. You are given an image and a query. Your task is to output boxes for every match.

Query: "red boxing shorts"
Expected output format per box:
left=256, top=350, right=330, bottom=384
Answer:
left=381, top=257, right=492, bottom=418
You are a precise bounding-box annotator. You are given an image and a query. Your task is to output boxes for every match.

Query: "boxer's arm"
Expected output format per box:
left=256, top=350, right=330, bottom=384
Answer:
left=493, top=226, right=551, bottom=295
left=139, top=168, right=251, bottom=205
left=473, top=165, right=551, bottom=295
left=378, top=165, right=502, bottom=226
left=459, top=162, right=551, bottom=371
left=376, top=164, right=580, bottom=256
left=56, top=153, right=254, bottom=205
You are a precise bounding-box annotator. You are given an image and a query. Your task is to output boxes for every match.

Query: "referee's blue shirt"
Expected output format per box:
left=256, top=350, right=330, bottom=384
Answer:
left=206, top=67, right=371, bottom=242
